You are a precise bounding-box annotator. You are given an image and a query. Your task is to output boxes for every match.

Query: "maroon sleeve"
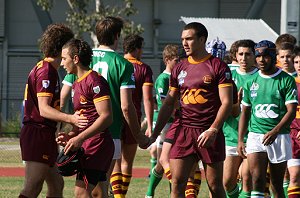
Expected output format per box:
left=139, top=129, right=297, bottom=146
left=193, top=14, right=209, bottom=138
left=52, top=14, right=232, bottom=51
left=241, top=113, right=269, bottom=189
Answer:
left=92, top=74, right=111, bottom=103
left=143, top=64, right=153, bottom=86
left=35, top=61, right=58, bottom=97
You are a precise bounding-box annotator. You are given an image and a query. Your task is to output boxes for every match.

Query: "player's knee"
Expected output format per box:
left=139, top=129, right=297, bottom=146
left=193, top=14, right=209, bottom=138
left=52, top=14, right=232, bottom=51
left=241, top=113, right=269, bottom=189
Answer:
left=223, top=179, right=236, bottom=191
left=289, top=170, right=300, bottom=185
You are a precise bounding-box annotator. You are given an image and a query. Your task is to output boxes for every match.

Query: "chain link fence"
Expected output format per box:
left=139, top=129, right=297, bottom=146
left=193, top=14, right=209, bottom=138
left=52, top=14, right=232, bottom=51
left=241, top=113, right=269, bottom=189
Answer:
left=0, top=137, right=23, bottom=166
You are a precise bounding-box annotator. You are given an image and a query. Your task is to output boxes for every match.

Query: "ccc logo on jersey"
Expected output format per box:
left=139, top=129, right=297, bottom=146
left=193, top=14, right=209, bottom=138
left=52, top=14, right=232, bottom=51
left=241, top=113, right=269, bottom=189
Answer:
left=182, top=89, right=208, bottom=104
left=255, top=104, right=279, bottom=118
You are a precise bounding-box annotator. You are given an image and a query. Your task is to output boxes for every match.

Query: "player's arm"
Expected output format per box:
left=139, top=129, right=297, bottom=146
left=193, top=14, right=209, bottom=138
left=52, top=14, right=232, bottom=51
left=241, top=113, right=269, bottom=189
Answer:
left=237, top=104, right=251, bottom=158
left=64, top=98, right=113, bottom=154
left=197, top=85, right=233, bottom=148
left=151, top=89, right=179, bottom=141
left=121, top=88, right=149, bottom=148
left=231, top=87, right=243, bottom=118
left=60, top=84, right=72, bottom=111
left=142, top=84, right=154, bottom=136
left=262, top=103, right=297, bottom=146
left=38, top=96, right=87, bottom=128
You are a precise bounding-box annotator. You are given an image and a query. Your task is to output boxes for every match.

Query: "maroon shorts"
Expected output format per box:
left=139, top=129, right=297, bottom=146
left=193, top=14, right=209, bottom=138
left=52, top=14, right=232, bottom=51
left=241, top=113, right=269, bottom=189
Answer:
left=121, top=119, right=141, bottom=144
left=164, top=119, right=179, bottom=144
left=290, top=129, right=300, bottom=159
left=81, top=132, right=114, bottom=172
left=20, top=124, right=58, bottom=166
left=169, top=123, right=225, bottom=164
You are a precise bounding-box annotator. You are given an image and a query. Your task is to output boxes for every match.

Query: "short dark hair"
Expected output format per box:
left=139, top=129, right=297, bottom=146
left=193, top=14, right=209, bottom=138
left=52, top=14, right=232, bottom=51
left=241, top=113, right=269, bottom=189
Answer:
left=183, top=22, right=208, bottom=42
left=276, top=42, right=295, bottom=54
left=95, top=16, right=124, bottom=46
left=40, top=23, right=74, bottom=57
left=275, top=33, right=297, bottom=47
left=62, top=38, right=93, bottom=67
left=123, top=34, right=144, bottom=54
left=292, top=46, right=300, bottom=60
left=235, top=39, right=256, bottom=54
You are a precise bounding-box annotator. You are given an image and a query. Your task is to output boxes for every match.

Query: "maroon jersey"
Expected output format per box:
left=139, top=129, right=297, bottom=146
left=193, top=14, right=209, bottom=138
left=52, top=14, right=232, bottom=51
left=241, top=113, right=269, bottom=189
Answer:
left=126, top=57, right=153, bottom=119
left=291, top=78, right=300, bottom=131
left=23, top=60, right=60, bottom=129
left=72, top=70, right=110, bottom=133
left=170, top=55, right=232, bottom=129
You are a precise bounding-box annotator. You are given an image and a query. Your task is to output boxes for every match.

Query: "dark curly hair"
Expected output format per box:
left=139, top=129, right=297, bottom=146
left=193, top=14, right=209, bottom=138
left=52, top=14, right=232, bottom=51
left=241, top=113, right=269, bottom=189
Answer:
left=62, top=38, right=93, bottom=68
left=40, top=23, right=74, bottom=57
left=123, top=34, right=144, bottom=54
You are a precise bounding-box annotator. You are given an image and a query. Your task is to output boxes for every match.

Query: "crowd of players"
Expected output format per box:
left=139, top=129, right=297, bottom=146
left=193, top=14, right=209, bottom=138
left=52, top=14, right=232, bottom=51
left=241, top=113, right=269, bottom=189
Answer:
left=17, top=15, right=300, bottom=198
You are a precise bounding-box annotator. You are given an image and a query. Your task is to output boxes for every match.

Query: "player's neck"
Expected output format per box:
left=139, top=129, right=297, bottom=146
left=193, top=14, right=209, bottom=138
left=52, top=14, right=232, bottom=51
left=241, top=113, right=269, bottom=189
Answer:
left=44, top=57, right=61, bottom=70
left=77, top=67, right=90, bottom=79
left=98, top=45, right=115, bottom=50
left=190, top=51, right=210, bottom=62
left=124, top=53, right=139, bottom=60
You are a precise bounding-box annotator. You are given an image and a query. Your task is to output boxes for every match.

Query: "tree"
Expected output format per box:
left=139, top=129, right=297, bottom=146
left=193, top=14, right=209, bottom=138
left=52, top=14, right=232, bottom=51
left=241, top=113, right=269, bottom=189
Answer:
left=36, top=0, right=144, bottom=47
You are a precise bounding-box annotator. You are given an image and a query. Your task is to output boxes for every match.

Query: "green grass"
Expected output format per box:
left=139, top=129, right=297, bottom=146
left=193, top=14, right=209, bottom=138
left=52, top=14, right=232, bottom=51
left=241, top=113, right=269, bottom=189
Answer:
left=0, top=177, right=209, bottom=198
left=0, top=143, right=210, bottom=197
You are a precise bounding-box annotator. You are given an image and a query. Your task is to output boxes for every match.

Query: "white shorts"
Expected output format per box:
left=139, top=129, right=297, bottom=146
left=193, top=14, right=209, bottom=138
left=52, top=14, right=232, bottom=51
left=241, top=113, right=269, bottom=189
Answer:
left=288, top=158, right=300, bottom=168
left=113, top=139, right=121, bottom=160
left=226, top=146, right=239, bottom=157
left=246, top=132, right=292, bottom=164
left=156, top=123, right=172, bottom=148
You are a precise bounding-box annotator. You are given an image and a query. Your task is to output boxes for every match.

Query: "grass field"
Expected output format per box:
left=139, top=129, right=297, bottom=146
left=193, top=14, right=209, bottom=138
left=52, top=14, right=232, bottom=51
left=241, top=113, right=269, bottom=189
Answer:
left=0, top=140, right=210, bottom=197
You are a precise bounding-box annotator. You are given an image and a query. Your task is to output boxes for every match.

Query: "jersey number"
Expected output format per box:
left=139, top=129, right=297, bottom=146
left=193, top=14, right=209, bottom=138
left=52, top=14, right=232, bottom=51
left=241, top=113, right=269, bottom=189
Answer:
left=93, top=62, right=109, bottom=80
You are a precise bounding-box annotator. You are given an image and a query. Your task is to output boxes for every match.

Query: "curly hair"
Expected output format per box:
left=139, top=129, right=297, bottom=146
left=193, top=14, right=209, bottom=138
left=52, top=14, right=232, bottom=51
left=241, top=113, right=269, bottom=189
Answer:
left=62, top=38, right=93, bottom=67
left=123, top=34, right=144, bottom=54
left=40, top=23, right=74, bottom=57
left=163, top=44, right=179, bottom=62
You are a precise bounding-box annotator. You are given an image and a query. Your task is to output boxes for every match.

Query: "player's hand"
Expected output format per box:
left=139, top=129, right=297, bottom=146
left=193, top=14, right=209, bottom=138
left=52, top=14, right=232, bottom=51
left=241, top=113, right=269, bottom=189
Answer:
left=145, top=127, right=152, bottom=137
left=197, top=128, right=218, bottom=148
left=64, top=136, right=84, bottom=155
left=71, top=110, right=88, bottom=128
left=56, top=132, right=70, bottom=146
left=262, top=130, right=278, bottom=146
left=237, top=141, right=247, bottom=159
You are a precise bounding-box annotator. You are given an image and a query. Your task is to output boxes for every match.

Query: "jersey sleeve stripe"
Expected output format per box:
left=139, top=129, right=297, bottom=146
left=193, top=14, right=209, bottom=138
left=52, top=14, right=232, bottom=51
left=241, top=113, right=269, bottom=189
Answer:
left=241, top=101, right=251, bottom=107
left=218, top=83, right=232, bottom=88
left=62, top=80, right=73, bottom=87
left=93, top=96, right=110, bottom=103
left=169, top=86, right=178, bottom=91
left=120, top=85, right=135, bottom=89
left=143, top=83, right=153, bottom=86
left=37, top=92, right=53, bottom=97
left=285, top=100, right=298, bottom=105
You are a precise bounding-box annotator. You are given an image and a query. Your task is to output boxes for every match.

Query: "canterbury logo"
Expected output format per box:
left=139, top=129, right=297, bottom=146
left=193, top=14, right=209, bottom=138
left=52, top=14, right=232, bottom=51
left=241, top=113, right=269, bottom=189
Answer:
left=255, top=104, right=279, bottom=118
left=182, top=89, right=208, bottom=104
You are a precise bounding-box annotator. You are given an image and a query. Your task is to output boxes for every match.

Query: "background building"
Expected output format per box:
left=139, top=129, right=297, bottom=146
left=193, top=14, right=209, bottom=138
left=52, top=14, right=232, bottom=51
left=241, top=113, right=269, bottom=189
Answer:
left=0, top=0, right=298, bottom=121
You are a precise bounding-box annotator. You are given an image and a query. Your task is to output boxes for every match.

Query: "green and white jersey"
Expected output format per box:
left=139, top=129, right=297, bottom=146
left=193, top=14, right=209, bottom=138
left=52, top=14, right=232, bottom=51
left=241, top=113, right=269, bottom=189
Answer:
left=223, top=67, right=258, bottom=146
left=287, top=71, right=297, bottom=78
left=91, top=48, right=135, bottom=139
left=152, top=109, right=159, bottom=130
left=242, top=69, right=298, bottom=134
left=154, top=71, right=173, bottom=123
left=228, top=63, right=240, bottom=71
left=62, top=73, right=77, bottom=86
